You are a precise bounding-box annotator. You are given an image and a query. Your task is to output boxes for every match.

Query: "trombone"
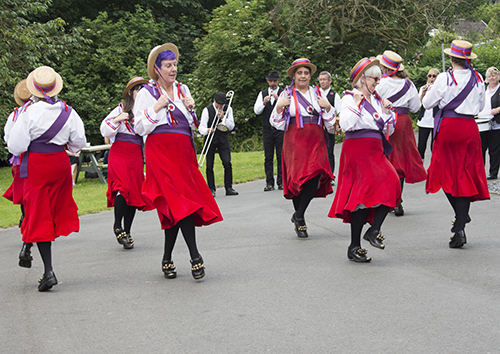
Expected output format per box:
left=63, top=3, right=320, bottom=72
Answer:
left=198, top=90, right=234, bottom=167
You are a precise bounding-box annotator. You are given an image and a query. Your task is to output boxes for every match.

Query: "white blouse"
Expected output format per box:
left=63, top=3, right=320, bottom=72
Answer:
left=377, top=77, right=421, bottom=113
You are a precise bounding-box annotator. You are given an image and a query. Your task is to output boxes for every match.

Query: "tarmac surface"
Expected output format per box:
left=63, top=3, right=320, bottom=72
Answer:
left=1, top=143, right=500, bottom=354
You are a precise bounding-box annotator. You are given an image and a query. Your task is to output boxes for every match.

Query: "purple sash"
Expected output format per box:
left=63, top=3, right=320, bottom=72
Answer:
left=387, top=79, right=411, bottom=106
left=283, top=87, right=321, bottom=130
left=433, top=72, right=476, bottom=138
left=360, top=99, right=393, bottom=157
left=115, top=132, right=143, bottom=146
left=20, top=102, right=72, bottom=178
left=142, top=84, right=161, bottom=100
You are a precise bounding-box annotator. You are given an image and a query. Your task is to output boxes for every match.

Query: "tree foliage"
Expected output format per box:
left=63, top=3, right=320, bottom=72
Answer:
left=57, top=6, right=176, bottom=145
left=0, top=0, right=84, bottom=162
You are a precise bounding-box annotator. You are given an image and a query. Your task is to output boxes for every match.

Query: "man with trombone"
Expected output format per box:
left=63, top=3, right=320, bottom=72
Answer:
left=199, top=91, right=239, bottom=197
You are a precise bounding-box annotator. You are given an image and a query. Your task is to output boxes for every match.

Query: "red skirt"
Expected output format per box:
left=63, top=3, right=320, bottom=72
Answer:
left=426, top=117, right=490, bottom=201
left=2, top=164, right=24, bottom=205
left=106, top=141, right=154, bottom=210
left=282, top=124, right=334, bottom=199
left=329, top=138, right=401, bottom=224
left=21, top=152, right=79, bottom=243
left=388, top=113, right=427, bottom=183
left=143, top=133, right=223, bottom=229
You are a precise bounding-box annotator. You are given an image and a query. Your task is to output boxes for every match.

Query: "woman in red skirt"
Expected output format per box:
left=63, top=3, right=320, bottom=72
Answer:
left=134, top=43, right=222, bottom=279
left=422, top=40, right=489, bottom=248
left=377, top=50, right=427, bottom=216
left=7, top=66, right=86, bottom=291
left=100, top=77, right=154, bottom=250
left=329, top=58, right=401, bottom=262
left=271, top=58, right=336, bottom=238
left=3, top=78, right=33, bottom=267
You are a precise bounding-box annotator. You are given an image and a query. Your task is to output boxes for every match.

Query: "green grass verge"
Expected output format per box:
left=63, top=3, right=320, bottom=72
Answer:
left=0, top=151, right=269, bottom=229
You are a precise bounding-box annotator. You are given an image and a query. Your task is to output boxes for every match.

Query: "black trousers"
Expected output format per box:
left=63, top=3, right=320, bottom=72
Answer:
left=326, top=131, right=336, bottom=173
left=417, top=127, right=434, bottom=160
left=480, top=129, right=500, bottom=177
left=262, top=127, right=284, bottom=186
left=206, top=138, right=232, bottom=190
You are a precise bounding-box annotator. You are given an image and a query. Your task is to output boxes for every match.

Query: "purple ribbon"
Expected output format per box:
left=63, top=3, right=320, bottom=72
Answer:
left=386, top=79, right=411, bottom=107
left=359, top=100, right=393, bottom=157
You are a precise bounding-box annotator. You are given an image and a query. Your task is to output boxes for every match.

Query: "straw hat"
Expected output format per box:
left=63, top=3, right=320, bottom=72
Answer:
left=376, top=50, right=405, bottom=71
left=26, top=66, right=63, bottom=99
left=147, top=43, right=180, bottom=81
left=123, top=77, right=149, bottom=99
left=443, top=40, right=477, bottom=60
left=286, top=58, right=317, bottom=78
left=350, top=58, right=380, bottom=86
left=14, top=79, right=31, bottom=106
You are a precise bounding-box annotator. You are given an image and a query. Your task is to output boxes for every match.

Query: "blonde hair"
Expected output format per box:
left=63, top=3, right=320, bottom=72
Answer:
left=485, top=67, right=500, bottom=84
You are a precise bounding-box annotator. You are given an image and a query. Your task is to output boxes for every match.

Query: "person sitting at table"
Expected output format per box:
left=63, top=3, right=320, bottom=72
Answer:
left=100, top=77, right=155, bottom=250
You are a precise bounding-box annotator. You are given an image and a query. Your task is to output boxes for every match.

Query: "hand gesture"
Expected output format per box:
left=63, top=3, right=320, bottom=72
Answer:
left=317, top=95, right=331, bottom=112
left=353, top=91, right=364, bottom=105
left=112, top=112, right=129, bottom=124
left=153, top=94, right=170, bottom=114
left=182, top=96, right=195, bottom=112
left=276, top=91, right=291, bottom=113
left=263, top=95, right=271, bottom=105
left=382, top=99, right=393, bottom=114
left=271, top=92, right=279, bottom=101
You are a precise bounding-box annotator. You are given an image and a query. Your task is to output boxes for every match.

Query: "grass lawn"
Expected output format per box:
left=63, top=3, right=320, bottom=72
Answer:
left=0, top=151, right=269, bottom=229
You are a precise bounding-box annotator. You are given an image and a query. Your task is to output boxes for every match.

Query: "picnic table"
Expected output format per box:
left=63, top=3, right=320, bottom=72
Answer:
left=75, top=144, right=111, bottom=184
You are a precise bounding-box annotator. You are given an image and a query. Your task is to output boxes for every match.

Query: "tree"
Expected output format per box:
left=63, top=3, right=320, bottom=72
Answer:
left=57, top=6, right=176, bottom=145
left=0, top=0, right=84, bottom=163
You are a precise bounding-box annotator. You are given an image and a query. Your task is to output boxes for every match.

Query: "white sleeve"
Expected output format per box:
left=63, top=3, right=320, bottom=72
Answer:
left=408, top=82, right=422, bottom=113
left=339, top=95, right=362, bottom=131
left=422, top=75, right=446, bottom=110
left=224, top=106, right=235, bottom=131
left=269, top=91, right=287, bottom=131
left=3, top=112, right=15, bottom=144
left=7, top=111, right=32, bottom=155
left=198, top=107, right=210, bottom=135
left=100, top=106, right=123, bottom=139
left=133, top=89, right=161, bottom=136
left=254, top=91, right=265, bottom=115
left=67, top=110, right=87, bottom=153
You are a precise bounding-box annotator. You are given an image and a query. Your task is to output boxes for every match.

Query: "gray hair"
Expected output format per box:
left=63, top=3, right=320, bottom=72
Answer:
left=318, top=71, right=332, bottom=80
left=353, top=65, right=381, bottom=88
left=485, top=66, right=500, bottom=84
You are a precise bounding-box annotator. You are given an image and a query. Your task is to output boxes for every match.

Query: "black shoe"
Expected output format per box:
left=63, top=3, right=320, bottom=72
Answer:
left=278, top=184, right=283, bottom=190
left=38, top=271, right=58, bottom=292
left=226, top=188, right=239, bottom=196
left=291, top=212, right=308, bottom=238
left=114, top=228, right=128, bottom=245
left=124, top=233, right=134, bottom=249
left=162, top=260, right=177, bottom=279
left=449, top=230, right=467, bottom=248
left=264, top=184, right=275, bottom=191
left=487, top=175, right=498, bottom=180
left=347, top=246, right=372, bottom=262
left=363, top=228, right=385, bottom=250
left=19, top=242, right=33, bottom=268
left=451, top=216, right=472, bottom=233
left=394, top=203, right=404, bottom=216
left=190, top=256, right=205, bottom=279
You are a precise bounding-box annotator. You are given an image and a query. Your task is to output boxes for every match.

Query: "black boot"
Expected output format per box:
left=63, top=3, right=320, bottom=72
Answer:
left=291, top=212, right=308, bottom=238
left=162, top=260, right=176, bottom=279
left=449, top=230, right=467, bottom=248
left=347, top=246, right=372, bottom=262
left=123, top=233, right=134, bottom=250
left=38, top=271, right=58, bottom=292
left=363, top=228, right=385, bottom=249
left=190, top=256, right=205, bottom=279
left=393, top=202, right=404, bottom=216
left=19, top=242, right=33, bottom=268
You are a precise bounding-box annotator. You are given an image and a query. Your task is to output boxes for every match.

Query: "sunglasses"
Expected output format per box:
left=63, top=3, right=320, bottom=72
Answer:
left=428, top=74, right=437, bottom=78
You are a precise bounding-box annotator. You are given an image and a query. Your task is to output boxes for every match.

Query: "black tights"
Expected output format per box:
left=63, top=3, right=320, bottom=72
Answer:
left=292, top=175, right=320, bottom=219
left=163, top=214, right=199, bottom=261
left=37, top=241, right=52, bottom=275
left=399, top=178, right=404, bottom=202
left=114, top=195, right=137, bottom=233
left=349, top=205, right=391, bottom=248
left=444, top=192, right=470, bottom=231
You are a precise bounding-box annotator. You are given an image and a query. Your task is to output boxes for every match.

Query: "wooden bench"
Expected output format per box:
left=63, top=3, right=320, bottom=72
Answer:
left=75, top=144, right=111, bottom=184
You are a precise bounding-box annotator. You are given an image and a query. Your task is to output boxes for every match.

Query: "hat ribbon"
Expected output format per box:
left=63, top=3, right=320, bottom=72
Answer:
left=33, top=80, right=57, bottom=104
left=177, top=82, right=199, bottom=128
left=351, top=59, right=372, bottom=82
left=380, top=55, right=401, bottom=78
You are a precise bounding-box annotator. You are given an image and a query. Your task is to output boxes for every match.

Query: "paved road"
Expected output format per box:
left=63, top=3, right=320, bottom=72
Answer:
left=1, top=147, right=500, bottom=353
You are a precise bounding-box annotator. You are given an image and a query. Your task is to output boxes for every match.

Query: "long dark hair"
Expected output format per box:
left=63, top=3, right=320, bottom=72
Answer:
left=123, top=85, right=141, bottom=121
